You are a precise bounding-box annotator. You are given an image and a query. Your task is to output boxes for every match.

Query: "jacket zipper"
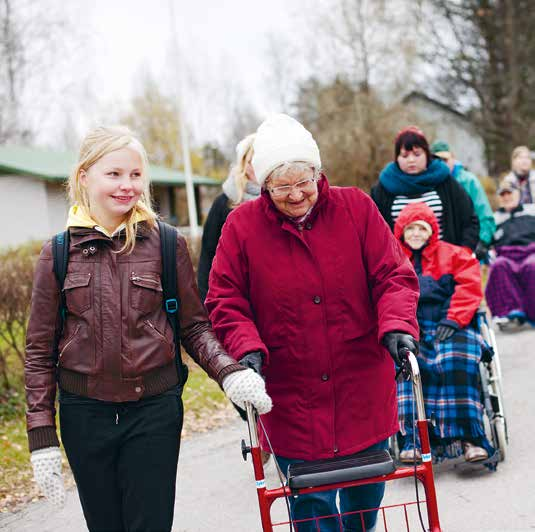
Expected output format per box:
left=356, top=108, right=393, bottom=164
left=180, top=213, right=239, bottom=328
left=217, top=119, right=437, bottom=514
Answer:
left=59, top=324, right=81, bottom=358
left=144, top=319, right=166, bottom=340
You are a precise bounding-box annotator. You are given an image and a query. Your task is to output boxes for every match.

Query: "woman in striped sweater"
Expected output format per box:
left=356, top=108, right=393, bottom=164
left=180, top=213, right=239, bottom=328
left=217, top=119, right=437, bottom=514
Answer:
left=371, top=126, right=479, bottom=250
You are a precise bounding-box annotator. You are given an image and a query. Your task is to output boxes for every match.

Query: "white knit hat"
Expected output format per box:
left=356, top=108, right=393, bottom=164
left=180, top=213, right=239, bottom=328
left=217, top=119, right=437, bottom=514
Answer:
left=252, top=113, right=321, bottom=186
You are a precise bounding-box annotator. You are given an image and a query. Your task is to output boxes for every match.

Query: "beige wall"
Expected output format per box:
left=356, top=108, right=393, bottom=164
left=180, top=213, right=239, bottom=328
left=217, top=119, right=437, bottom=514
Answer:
left=0, top=175, right=52, bottom=248
left=405, top=97, right=488, bottom=176
left=0, top=175, right=218, bottom=249
left=46, top=182, right=69, bottom=235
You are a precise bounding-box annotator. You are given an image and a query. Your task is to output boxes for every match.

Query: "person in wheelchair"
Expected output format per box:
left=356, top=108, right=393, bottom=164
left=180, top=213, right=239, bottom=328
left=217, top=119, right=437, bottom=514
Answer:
left=394, top=202, right=493, bottom=463
left=485, top=180, right=535, bottom=328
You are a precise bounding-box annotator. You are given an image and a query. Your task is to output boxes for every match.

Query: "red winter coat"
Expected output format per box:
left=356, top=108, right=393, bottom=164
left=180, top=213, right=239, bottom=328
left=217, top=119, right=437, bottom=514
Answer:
left=206, top=177, right=419, bottom=460
left=394, top=202, right=482, bottom=328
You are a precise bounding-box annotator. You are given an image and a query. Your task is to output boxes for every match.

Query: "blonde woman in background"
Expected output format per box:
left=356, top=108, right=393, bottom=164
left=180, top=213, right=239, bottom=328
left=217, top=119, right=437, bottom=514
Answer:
left=197, top=133, right=260, bottom=302
left=24, top=126, right=271, bottom=531
left=503, top=145, right=535, bottom=204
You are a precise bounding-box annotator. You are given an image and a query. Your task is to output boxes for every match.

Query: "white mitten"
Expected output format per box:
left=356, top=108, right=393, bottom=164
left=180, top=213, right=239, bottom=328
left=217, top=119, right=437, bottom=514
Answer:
left=222, top=368, right=273, bottom=414
left=30, top=447, right=66, bottom=508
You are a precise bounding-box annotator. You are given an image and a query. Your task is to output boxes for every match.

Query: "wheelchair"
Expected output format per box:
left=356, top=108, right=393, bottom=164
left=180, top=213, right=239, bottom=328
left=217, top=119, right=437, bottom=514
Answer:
left=390, top=307, right=508, bottom=468
left=476, top=308, right=508, bottom=462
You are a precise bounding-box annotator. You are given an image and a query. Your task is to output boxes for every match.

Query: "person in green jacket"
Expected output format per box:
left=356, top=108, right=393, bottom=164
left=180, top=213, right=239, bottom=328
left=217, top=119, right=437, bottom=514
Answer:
left=431, top=140, right=496, bottom=261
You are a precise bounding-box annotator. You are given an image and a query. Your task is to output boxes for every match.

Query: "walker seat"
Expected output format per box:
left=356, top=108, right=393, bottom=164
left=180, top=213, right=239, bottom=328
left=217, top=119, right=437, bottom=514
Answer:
left=287, top=449, right=395, bottom=489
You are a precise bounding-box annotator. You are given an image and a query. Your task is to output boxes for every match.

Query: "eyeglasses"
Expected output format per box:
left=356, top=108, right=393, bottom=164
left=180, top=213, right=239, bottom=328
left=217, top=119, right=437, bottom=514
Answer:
left=268, top=177, right=318, bottom=198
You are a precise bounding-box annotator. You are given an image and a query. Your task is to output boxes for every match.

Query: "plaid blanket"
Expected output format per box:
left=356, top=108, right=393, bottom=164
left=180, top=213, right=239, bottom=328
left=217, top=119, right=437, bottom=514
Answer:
left=397, top=321, right=492, bottom=456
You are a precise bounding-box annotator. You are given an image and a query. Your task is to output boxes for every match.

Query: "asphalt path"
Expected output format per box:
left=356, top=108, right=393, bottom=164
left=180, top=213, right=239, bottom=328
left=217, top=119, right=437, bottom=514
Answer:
left=1, top=326, right=534, bottom=531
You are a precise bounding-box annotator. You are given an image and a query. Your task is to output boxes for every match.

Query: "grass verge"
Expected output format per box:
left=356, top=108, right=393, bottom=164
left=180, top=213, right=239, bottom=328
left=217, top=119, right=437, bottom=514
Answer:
left=0, top=363, right=238, bottom=514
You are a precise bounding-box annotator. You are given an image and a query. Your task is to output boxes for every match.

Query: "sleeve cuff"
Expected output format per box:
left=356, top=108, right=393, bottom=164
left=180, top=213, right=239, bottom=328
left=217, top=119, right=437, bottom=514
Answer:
left=28, top=426, right=60, bottom=452
left=216, top=363, right=247, bottom=387
left=439, top=318, right=460, bottom=330
left=379, top=320, right=420, bottom=343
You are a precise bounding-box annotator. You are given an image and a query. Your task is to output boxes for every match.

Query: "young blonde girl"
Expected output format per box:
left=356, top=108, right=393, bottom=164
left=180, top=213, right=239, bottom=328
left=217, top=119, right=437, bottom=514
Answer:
left=25, top=126, right=271, bottom=531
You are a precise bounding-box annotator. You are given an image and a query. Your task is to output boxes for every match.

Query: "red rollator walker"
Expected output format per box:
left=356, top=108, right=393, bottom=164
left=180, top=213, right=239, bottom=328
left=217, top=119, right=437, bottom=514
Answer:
left=241, top=351, right=442, bottom=531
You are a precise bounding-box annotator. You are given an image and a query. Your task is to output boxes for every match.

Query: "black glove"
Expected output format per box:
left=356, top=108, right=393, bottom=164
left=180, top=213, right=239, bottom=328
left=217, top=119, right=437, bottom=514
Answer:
left=436, top=324, right=456, bottom=341
left=233, top=351, right=265, bottom=421
left=239, top=351, right=264, bottom=377
left=475, top=241, right=489, bottom=262
left=382, top=332, right=419, bottom=366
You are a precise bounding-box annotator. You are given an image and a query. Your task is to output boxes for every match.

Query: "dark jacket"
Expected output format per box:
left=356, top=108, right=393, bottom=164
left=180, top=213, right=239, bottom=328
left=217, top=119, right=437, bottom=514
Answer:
left=25, top=222, right=243, bottom=451
left=197, top=193, right=232, bottom=302
left=394, top=203, right=482, bottom=329
left=371, top=176, right=479, bottom=250
left=206, top=176, right=419, bottom=460
left=493, top=203, right=535, bottom=247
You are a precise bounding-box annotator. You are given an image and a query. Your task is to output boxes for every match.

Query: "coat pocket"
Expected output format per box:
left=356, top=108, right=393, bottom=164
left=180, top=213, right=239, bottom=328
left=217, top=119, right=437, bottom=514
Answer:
left=64, top=273, right=92, bottom=314
left=130, top=272, right=163, bottom=315
left=58, top=324, right=81, bottom=362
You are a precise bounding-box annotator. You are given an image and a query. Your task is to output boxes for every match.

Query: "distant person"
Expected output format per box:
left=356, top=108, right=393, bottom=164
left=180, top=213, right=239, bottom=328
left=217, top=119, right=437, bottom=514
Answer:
left=24, top=126, right=271, bottom=531
left=502, top=145, right=535, bottom=204
left=430, top=140, right=495, bottom=261
left=371, top=126, right=479, bottom=250
left=197, top=134, right=259, bottom=302
left=394, top=202, right=492, bottom=463
left=486, top=180, right=535, bottom=328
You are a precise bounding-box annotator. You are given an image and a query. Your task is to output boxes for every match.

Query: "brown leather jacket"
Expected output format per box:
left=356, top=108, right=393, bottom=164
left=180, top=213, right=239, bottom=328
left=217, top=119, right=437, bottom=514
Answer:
left=25, top=223, right=243, bottom=451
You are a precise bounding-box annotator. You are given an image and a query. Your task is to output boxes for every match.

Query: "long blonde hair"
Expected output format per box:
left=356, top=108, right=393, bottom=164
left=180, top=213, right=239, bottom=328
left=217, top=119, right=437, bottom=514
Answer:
left=229, top=133, right=255, bottom=206
left=68, top=125, right=158, bottom=253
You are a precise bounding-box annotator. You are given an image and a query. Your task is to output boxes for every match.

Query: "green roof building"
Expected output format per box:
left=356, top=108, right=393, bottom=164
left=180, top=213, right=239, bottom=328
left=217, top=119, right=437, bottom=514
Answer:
left=0, top=145, right=221, bottom=248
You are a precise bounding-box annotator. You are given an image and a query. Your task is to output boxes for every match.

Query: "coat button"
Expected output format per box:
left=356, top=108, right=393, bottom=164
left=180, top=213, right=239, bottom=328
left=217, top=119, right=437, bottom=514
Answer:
left=305, top=222, right=312, bottom=230
left=313, top=295, right=321, bottom=304
left=321, top=373, right=329, bottom=381
left=135, top=387, right=142, bottom=393
left=334, top=445, right=339, bottom=453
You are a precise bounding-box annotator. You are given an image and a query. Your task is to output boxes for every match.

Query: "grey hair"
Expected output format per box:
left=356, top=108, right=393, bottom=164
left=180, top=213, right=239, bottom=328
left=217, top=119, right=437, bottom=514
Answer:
left=264, top=161, right=321, bottom=189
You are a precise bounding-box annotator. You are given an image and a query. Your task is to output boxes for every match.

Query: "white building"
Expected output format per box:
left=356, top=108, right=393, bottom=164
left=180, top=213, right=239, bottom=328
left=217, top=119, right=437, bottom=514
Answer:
left=0, top=145, right=220, bottom=249
left=402, top=91, right=488, bottom=176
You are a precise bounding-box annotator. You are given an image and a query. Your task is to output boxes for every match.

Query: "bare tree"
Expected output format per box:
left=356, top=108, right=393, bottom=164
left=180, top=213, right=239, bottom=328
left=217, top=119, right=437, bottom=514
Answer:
left=0, top=0, right=28, bottom=142
left=296, top=76, right=411, bottom=190
left=424, top=0, right=535, bottom=174
left=0, top=0, right=90, bottom=146
left=289, top=0, right=419, bottom=189
left=123, top=75, right=183, bottom=169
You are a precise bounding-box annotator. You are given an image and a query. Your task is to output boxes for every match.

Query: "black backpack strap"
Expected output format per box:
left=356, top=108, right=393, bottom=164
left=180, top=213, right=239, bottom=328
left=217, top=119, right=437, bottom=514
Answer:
left=51, top=230, right=70, bottom=363
left=157, top=220, right=188, bottom=387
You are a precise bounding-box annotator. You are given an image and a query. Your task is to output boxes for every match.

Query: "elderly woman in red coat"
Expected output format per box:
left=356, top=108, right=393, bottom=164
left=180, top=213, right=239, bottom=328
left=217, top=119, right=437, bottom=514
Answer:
left=206, top=114, right=419, bottom=532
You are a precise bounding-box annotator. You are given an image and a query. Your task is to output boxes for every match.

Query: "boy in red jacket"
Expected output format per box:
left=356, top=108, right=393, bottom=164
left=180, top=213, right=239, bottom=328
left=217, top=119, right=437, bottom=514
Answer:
left=394, top=203, right=492, bottom=463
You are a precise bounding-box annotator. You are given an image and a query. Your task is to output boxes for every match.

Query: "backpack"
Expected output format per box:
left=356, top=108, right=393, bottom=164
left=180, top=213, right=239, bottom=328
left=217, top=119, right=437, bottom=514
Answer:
left=51, top=220, right=189, bottom=387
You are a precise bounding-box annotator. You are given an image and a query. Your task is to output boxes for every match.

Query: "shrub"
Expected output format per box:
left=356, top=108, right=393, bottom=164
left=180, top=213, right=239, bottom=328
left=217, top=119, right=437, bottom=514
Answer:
left=0, top=242, right=41, bottom=392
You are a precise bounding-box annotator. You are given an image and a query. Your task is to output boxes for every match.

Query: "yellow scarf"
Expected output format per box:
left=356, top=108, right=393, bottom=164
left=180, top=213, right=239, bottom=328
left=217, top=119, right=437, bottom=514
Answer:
left=66, top=204, right=150, bottom=237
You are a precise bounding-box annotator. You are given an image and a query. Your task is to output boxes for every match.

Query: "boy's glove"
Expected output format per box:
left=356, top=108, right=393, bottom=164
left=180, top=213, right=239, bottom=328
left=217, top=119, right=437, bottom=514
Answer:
left=222, top=368, right=272, bottom=415
left=239, top=351, right=264, bottom=377
left=382, top=332, right=419, bottom=366
left=436, top=324, right=456, bottom=341
left=30, top=447, right=66, bottom=508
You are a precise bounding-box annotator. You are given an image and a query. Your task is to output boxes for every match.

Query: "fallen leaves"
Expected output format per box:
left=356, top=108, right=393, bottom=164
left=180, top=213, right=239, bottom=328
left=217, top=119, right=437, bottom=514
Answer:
left=0, top=365, right=240, bottom=514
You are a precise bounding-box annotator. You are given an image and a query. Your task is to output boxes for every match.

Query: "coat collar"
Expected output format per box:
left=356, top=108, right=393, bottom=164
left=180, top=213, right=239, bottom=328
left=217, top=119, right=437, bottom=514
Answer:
left=69, top=222, right=152, bottom=247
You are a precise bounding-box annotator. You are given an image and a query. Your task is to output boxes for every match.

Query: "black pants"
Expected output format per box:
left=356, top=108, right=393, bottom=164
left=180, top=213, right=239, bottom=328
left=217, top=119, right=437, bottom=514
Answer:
left=59, top=388, right=183, bottom=532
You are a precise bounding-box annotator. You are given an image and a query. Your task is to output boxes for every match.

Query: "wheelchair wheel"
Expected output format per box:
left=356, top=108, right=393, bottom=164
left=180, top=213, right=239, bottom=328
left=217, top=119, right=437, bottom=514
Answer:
left=389, top=433, right=400, bottom=462
left=479, top=359, right=508, bottom=462
left=493, top=417, right=507, bottom=461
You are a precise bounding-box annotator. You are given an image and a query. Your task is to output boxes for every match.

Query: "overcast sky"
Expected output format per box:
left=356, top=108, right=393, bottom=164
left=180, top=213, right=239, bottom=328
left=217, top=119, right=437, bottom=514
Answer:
left=75, top=0, right=307, bottom=146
